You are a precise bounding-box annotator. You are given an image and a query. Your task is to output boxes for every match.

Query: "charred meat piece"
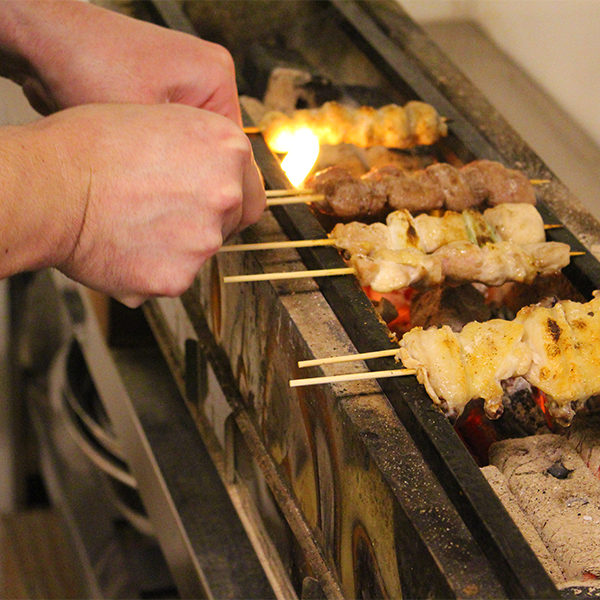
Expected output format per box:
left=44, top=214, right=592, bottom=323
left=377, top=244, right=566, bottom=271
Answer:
left=425, top=163, right=477, bottom=211
left=307, top=166, right=382, bottom=218
left=462, top=159, right=536, bottom=206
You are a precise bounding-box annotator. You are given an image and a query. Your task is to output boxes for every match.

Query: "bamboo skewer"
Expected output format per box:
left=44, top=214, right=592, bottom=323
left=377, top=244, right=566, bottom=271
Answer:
left=224, top=251, right=583, bottom=284
left=265, top=188, right=316, bottom=198
left=223, top=267, right=354, bottom=283
left=266, top=194, right=325, bottom=206
left=299, top=348, right=399, bottom=368
left=219, top=238, right=335, bottom=253
left=289, top=368, right=416, bottom=388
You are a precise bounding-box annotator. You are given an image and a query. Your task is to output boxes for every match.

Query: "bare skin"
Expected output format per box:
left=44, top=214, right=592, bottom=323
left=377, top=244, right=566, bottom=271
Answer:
left=0, top=1, right=266, bottom=306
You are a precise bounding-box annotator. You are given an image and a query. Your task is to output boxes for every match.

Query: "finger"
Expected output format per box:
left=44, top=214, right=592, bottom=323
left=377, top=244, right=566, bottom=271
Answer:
left=113, top=292, right=148, bottom=309
left=22, top=78, right=56, bottom=116
left=236, top=156, right=266, bottom=233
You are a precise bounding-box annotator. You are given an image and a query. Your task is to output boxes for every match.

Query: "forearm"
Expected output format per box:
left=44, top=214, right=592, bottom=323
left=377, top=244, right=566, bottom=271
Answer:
left=0, top=0, right=242, bottom=121
left=0, top=1, right=73, bottom=81
left=0, top=120, right=84, bottom=278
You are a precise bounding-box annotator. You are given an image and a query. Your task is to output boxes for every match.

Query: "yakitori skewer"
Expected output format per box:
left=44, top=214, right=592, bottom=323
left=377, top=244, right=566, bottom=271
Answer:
left=291, top=292, right=600, bottom=426
left=266, top=180, right=549, bottom=200
left=298, top=348, right=399, bottom=368
left=289, top=368, right=416, bottom=388
left=222, top=202, right=564, bottom=255
left=223, top=243, right=581, bottom=291
left=221, top=222, right=563, bottom=254
left=219, top=238, right=335, bottom=253
left=265, top=161, right=549, bottom=218
left=223, top=267, right=354, bottom=283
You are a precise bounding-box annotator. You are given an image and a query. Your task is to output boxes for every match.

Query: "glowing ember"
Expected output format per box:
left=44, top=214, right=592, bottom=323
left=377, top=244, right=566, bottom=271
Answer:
left=532, top=388, right=556, bottom=430
left=278, top=127, right=320, bottom=187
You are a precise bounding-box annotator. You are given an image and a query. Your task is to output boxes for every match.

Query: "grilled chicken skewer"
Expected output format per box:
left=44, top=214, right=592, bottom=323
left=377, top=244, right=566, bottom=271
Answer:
left=293, top=293, right=600, bottom=428
left=351, top=240, right=570, bottom=292
left=330, top=202, right=546, bottom=256
left=400, top=292, right=600, bottom=426
left=258, top=100, right=448, bottom=151
left=221, top=204, right=563, bottom=255
left=300, top=160, right=536, bottom=219
left=224, top=239, right=572, bottom=292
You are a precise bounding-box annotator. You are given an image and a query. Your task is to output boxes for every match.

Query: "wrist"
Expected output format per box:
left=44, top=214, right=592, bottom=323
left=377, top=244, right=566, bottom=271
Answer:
left=0, top=117, right=88, bottom=278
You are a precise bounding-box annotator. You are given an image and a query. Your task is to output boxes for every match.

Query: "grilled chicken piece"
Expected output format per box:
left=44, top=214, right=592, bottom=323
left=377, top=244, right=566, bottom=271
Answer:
left=462, top=159, right=536, bottom=206
left=412, top=210, right=470, bottom=253
left=459, top=320, right=532, bottom=418
left=398, top=325, right=467, bottom=417
left=516, top=293, right=600, bottom=425
left=385, top=209, right=421, bottom=250
left=399, top=319, right=531, bottom=419
left=483, top=203, right=546, bottom=245
left=308, top=166, right=383, bottom=218
left=434, top=241, right=570, bottom=287
left=329, top=221, right=390, bottom=257
left=350, top=248, right=443, bottom=293
left=386, top=169, right=446, bottom=212
left=426, top=163, right=477, bottom=211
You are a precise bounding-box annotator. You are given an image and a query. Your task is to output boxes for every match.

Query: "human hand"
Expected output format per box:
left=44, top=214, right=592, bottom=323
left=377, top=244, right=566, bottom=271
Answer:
left=14, top=103, right=265, bottom=307
left=0, top=1, right=242, bottom=124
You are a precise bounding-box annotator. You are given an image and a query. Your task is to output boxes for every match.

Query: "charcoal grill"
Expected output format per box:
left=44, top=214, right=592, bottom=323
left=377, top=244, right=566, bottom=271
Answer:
left=31, top=1, right=600, bottom=599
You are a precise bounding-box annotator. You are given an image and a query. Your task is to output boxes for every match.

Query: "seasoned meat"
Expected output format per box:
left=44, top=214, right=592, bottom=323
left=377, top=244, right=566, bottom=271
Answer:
left=412, top=211, right=470, bottom=253
left=309, top=162, right=537, bottom=218
left=307, top=166, right=378, bottom=218
left=399, top=319, right=531, bottom=419
left=483, top=203, right=546, bottom=245
left=433, top=241, right=569, bottom=287
left=425, top=163, right=477, bottom=211
left=397, top=293, right=600, bottom=426
left=462, top=160, right=536, bottom=205
left=329, top=221, right=389, bottom=257
left=350, top=248, right=443, bottom=293
left=515, top=293, right=600, bottom=425
left=385, top=209, right=421, bottom=251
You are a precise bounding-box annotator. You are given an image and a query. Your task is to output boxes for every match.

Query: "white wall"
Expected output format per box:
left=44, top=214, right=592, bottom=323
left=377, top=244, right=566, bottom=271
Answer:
left=400, top=0, right=600, bottom=150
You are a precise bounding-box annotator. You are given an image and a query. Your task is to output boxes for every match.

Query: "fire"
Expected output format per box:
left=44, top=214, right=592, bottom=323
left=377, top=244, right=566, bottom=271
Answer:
left=274, top=127, right=320, bottom=187
left=532, top=387, right=556, bottom=430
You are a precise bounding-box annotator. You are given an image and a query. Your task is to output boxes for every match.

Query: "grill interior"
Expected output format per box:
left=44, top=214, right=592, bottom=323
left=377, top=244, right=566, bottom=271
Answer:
left=134, top=1, right=600, bottom=598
